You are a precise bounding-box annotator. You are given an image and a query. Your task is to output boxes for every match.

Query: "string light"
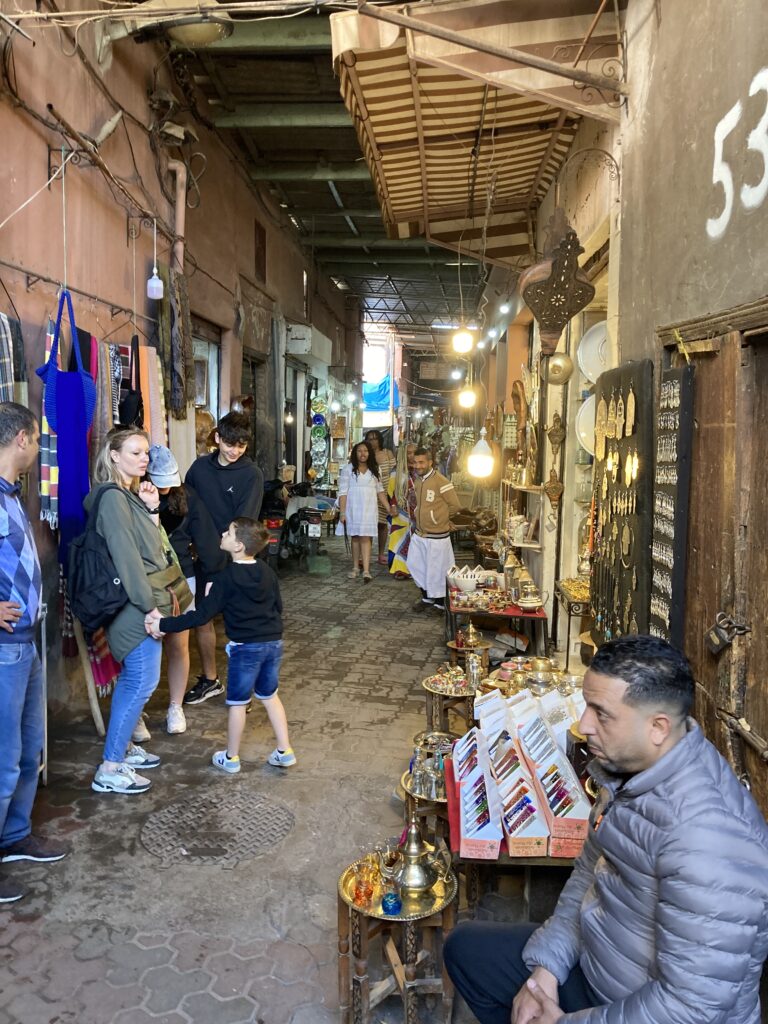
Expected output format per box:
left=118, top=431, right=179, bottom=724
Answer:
left=499, top=302, right=510, bottom=314
left=458, top=387, right=476, bottom=409
left=450, top=368, right=463, bottom=381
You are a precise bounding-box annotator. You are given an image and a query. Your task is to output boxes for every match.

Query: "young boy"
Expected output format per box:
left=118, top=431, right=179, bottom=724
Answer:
left=145, top=518, right=295, bottom=773
left=183, top=412, right=265, bottom=706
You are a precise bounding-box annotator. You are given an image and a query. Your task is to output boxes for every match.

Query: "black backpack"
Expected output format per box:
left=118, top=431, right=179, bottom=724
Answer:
left=68, top=484, right=130, bottom=635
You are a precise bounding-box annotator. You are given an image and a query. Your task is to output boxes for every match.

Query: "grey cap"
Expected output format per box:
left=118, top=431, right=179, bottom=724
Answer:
left=147, top=444, right=181, bottom=488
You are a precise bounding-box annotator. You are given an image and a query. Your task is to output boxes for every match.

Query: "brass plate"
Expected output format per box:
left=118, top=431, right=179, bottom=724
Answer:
left=338, top=860, right=457, bottom=922
left=421, top=678, right=477, bottom=697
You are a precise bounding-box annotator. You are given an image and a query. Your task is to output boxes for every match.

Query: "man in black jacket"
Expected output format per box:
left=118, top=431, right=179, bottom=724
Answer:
left=183, top=412, right=264, bottom=705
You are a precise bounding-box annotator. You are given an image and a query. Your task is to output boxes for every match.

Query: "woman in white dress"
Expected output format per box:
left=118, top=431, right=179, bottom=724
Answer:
left=339, top=441, right=390, bottom=582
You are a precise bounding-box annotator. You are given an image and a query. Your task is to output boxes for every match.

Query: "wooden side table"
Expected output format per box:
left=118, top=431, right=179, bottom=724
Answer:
left=400, top=770, right=449, bottom=840
left=338, top=864, right=458, bottom=1024
left=446, top=639, right=492, bottom=673
left=422, top=679, right=476, bottom=733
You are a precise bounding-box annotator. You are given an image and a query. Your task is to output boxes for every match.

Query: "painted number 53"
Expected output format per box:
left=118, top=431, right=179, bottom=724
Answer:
left=706, top=67, right=768, bottom=240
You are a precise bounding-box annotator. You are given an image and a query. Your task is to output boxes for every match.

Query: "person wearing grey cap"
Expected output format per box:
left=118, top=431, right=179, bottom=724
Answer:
left=139, top=445, right=225, bottom=737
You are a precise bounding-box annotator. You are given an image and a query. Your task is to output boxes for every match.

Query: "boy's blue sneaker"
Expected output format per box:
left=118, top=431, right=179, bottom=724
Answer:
left=267, top=748, right=296, bottom=768
left=212, top=750, right=241, bottom=774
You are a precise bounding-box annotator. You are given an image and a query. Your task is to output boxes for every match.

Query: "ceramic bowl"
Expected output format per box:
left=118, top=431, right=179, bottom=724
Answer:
left=452, top=576, right=477, bottom=593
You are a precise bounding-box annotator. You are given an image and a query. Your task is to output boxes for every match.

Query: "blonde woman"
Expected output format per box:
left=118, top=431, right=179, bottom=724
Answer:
left=85, top=428, right=191, bottom=796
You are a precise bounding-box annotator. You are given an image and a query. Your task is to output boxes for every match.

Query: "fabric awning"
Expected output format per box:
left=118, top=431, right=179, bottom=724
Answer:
left=330, top=1, right=625, bottom=268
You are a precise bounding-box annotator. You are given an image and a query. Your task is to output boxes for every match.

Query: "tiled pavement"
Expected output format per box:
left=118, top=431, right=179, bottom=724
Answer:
left=1, top=539, right=534, bottom=1023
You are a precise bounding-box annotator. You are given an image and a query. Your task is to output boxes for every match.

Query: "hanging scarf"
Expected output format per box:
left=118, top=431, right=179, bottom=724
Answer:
left=38, top=321, right=59, bottom=530
left=0, top=313, right=15, bottom=401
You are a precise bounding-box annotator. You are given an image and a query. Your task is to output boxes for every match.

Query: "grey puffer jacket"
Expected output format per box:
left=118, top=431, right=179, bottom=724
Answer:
left=523, top=721, right=768, bottom=1024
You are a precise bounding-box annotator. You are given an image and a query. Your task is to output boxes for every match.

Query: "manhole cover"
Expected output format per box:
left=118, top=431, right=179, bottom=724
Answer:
left=140, top=789, right=295, bottom=867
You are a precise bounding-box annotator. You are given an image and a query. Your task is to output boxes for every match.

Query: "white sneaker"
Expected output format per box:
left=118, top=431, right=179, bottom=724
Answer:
left=124, top=743, right=161, bottom=770
left=166, top=704, right=187, bottom=735
left=132, top=714, right=151, bottom=743
left=92, top=763, right=151, bottom=794
left=267, top=748, right=297, bottom=768
left=212, top=750, right=241, bottom=774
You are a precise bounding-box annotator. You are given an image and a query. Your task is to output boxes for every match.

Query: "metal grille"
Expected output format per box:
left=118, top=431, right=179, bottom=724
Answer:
left=140, top=789, right=295, bottom=867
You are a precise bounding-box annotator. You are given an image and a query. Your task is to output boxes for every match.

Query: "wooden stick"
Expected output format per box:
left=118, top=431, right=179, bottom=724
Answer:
left=73, top=619, right=106, bottom=737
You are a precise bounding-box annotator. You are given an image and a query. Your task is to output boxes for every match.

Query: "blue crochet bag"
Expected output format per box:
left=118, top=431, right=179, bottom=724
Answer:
left=35, top=289, right=96, bottom=433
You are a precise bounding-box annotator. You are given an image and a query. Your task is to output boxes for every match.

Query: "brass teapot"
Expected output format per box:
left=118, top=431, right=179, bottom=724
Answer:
left=393, top=812, right=440, bottom=895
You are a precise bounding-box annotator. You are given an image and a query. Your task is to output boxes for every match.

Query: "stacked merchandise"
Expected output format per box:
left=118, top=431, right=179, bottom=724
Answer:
left=448, top=686, right=591, bottom=858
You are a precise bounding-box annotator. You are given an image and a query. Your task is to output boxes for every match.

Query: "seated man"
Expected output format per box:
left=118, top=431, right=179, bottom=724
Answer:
left=445, top=635, right=768, bottom=1024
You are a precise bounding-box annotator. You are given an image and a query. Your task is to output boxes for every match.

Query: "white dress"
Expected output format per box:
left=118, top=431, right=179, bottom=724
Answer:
left=339, top=468, right=383, bottom=537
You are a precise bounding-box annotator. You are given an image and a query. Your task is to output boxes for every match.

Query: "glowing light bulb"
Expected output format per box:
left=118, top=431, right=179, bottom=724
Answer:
left=488, top=327, right=498, bottom=339
left=450, top=368, right=463, bottom=381
left=330, top=400, right=341, bottom=412
left=467, top=428, right=494, bottom=478
left=452, top=328, right=474, bottom=354
left=458, top=387, right=476, bottom=409
left=499, top=302, right=510, bottom=315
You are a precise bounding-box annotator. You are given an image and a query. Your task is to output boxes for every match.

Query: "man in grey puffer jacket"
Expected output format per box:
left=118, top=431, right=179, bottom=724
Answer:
left=445, top=635, right=768, bottom=1024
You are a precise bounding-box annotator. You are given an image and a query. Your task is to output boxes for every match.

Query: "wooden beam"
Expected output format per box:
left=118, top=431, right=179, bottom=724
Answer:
left=357, top=1, right=629, bottom=97
left=215, top=104, right=352, bottom=129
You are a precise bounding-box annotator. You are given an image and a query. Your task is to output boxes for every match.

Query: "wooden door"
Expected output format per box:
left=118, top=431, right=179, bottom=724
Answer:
left=682, top=331, right=768, bottom=814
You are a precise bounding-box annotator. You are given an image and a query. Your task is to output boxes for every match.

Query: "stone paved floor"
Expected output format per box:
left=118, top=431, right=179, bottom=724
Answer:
left=0, top=538, right=545, bottom=1024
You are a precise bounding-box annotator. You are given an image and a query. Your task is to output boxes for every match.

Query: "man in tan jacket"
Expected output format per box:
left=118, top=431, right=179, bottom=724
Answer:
left=408, top=447, right=461, bottom=612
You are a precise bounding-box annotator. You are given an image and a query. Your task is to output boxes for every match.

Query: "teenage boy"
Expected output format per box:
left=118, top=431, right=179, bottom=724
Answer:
left=145, top=518, right=295, bottom=773
left=183, top=412, right=264, bottom=706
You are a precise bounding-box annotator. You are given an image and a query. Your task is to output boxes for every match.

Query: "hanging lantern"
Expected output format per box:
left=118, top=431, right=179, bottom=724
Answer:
left=519, top=211, right=595, bottom=355
left=452, top=328, right=474, bottom=354
left=458, top=387, right=476, bottom=409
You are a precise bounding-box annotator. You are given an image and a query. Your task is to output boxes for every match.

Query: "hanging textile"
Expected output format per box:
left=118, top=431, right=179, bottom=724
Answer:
left=38, top=321, right=59, bottom=530
left=90, top=340, right=115, bottom=477
left=159, top=266, right=194, bottom=418
left=146, top=346, right=167, bottom=446
left=87, top=628, right=122, bottom=697
left=0, top=313, right=15, bottom=401
left=35, top=290, right=96, bottom=567
left=58, top=565, right=78, bottom=659
left=138, top=340, right=153, bottom=439
left=117, top=335, right=144, bottom=428
left=8, top=316, right=26, bottom=384
left=109, top=344, right=122, bottom=423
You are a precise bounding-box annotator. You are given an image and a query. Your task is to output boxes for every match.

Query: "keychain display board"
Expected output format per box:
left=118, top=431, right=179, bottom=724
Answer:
left=650, top=365, right=694, bottom=646
left=590, top=359, right=654, bottom=643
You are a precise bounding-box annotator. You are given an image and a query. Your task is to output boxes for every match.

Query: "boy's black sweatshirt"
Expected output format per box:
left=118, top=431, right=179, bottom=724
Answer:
left=158, top=560, right=282, bottom=642
left=184, top=452, right=264, bottom=533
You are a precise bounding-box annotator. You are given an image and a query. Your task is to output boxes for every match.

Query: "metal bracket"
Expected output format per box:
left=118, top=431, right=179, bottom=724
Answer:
left=126, top=214, right=156, bottom=245
left=25, top=274, right=41, bottom=291
left=47, top=144, right=86, bottom=186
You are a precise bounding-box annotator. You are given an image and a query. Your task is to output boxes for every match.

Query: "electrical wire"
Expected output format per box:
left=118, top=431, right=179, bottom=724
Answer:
left=0, top=149, right=75, bottom=233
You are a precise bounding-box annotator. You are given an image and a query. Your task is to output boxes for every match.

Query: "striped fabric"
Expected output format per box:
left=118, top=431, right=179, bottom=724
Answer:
left=0, top=313, right=15, bottom=401
left=331, top=2, right=625, bottom=267
left=38, top=321, right=59, bottom=530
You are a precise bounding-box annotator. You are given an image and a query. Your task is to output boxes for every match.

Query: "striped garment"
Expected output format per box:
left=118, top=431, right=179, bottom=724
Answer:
left=0, top=313, right=15, bottom=401
left=38, top=321, right=59, bottom=530
left=0, top=476, right=42, bottom=643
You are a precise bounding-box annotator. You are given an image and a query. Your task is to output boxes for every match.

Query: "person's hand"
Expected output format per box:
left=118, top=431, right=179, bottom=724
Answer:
left=340, top=513, right=346, bottom=524
left=512, top=968, right=560, bottom=1024
left=138, top=480, right=159, bottom=510
left=144, top=608, right=164, bottom=638
left=0, top=600, right=22, bottom=633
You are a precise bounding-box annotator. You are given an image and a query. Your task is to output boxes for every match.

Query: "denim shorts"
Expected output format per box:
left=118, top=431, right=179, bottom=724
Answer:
left=225, top=640, right=283, bottom=704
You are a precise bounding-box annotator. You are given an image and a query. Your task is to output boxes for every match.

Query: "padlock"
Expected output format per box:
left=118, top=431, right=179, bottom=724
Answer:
left=705, top=620, right=732, bottom=655
left=704, top=612, right=751, bottom=655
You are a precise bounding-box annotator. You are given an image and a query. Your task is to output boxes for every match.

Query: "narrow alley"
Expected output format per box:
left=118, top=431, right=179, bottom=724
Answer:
left=0, top=540, right=510, bottom=1024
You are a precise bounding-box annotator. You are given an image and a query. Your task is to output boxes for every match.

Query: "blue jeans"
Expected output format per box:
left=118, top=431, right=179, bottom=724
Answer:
left=445, top=922, right=599, bottom=1024
left=0, top=642, right=44, bottom=845
left=225, top=640, right=283, bottom=704
left=103, top=636, right=163, bottom=763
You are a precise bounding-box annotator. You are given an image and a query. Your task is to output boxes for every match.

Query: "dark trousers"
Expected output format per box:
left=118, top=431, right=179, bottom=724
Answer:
left=444, top=922, right=598, bottom=1024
